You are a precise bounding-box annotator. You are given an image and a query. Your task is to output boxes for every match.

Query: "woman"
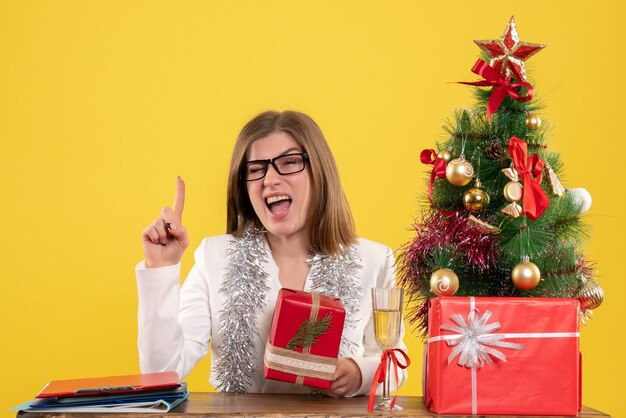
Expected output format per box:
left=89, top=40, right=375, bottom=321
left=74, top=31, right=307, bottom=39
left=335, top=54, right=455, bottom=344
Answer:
left=136, top=110, right=407, bottom=397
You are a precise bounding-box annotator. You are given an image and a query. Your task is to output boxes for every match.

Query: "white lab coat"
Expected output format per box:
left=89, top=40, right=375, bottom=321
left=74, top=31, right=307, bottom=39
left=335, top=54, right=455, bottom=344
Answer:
left=136, top=234, right=408, bottom=396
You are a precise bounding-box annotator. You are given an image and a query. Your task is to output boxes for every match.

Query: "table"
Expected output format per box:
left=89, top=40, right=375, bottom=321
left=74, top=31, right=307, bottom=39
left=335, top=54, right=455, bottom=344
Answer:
left=17, top=392, right=611, bottom=417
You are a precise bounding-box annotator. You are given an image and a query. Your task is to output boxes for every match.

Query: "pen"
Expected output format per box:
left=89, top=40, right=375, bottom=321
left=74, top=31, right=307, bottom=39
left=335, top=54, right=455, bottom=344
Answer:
left=75, top=385, right=136, bottom=394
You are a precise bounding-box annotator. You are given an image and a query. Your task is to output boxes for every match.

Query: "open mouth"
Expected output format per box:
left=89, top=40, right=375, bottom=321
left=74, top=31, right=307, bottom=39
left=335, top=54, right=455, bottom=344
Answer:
left=266, top=194, right=292, bottom=214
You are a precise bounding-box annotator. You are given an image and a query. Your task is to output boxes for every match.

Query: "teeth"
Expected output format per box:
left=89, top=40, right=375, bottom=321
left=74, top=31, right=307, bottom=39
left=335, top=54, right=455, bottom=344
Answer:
left=266, top=195, right=290, bottom=205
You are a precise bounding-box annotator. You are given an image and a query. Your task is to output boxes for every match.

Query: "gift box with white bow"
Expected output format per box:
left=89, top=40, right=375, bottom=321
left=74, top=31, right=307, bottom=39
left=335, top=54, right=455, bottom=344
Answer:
left=424, top=297, right=581, bottom=416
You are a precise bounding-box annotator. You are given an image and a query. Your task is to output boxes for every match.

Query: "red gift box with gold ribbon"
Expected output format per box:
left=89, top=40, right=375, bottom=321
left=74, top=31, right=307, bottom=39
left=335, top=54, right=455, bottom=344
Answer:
left=264, top=288, right=345, bottom=389
left=424, top=296, right=581, bottom=416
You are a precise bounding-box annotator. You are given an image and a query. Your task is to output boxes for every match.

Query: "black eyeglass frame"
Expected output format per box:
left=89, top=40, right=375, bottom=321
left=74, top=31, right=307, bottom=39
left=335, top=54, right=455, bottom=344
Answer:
left=241, top=152, right=309, bottom=181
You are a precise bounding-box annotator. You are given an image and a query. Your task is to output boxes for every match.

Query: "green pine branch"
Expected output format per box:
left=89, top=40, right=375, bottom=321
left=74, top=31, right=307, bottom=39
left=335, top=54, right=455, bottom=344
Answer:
left=286, top=313, right=332, bottom=350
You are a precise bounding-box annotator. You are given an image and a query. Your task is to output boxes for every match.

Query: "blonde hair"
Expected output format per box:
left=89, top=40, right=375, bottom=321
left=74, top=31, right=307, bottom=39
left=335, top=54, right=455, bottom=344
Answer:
left=226, top=110, right=357, bottom=255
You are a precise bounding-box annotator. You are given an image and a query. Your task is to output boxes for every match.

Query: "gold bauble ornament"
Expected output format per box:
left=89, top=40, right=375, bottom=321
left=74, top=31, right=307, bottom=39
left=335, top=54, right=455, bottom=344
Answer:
left=525, top=114, right=542, bottom=130
left=512, top=257, right=541, bottom=290
left=445, top=156, right=474, bottom=186
left=430, top=268, right=459, bottom=296
left=463, top=179, right=491, bottom=212
left=503, top=181, right=523, bottom=203
left=437, top=148, right=453, bottom=163
left=576, top=280, right=604, bottom=310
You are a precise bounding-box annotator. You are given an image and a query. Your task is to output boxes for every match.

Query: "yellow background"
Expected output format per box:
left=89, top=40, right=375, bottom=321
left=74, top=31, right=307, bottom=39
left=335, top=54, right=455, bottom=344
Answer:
left=1, top=1, right=624, bottom=416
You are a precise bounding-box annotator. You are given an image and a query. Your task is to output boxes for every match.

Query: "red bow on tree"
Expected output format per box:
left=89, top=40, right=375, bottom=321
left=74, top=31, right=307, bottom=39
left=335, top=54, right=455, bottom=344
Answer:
left=459, top=59, right=534, bottom=122
left=368, top=348, right=411, bottom=412
left=507, top=136, right=550, bottom=221
left=420, top=149, right=462, bottom=216
left=421, top=149, right=446, bottom=182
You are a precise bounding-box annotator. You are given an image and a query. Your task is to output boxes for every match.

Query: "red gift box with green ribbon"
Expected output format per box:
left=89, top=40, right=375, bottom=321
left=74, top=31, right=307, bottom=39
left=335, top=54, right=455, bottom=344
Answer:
left=264, top=288, right=345, bottom=389
left=424, top=296, right=581, bottom=416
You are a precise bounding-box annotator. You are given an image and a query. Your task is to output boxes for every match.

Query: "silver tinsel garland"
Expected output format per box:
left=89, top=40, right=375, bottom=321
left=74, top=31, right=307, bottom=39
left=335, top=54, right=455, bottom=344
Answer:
left=214, top=228, right=270, bottom=393
left=307, top=246, right=363, bottom=356
left=214, top=228, right=363, bottom=392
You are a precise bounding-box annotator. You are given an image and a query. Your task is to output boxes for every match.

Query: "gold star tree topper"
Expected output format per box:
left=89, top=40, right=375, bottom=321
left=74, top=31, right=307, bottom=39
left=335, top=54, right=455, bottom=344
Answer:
left=474, top=16, right=546, bottom=81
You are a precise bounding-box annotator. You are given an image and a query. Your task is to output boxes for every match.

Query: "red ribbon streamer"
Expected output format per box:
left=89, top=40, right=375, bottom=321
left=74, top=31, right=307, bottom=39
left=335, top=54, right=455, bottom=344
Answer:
left=459, top=59, right=534, bottom=121
left=420, top=149, right=462, bottom=216
left=367, top=348, right=411, bottom=412
left=507, top=136, right=550, bottom=221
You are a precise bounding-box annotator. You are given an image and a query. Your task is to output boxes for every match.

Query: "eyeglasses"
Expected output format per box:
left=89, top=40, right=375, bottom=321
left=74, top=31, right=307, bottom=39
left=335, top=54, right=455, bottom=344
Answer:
left=242, top=152, right=308, bottom=181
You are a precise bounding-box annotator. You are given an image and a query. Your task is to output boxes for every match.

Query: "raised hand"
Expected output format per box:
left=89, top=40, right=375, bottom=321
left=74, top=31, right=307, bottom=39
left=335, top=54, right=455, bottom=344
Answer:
left=141, top=177, right=190, bottom=268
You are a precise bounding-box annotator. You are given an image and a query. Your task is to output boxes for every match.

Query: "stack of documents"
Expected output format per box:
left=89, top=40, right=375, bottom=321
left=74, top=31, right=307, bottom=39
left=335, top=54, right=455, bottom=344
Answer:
left=14, top=371, right=188, bottom=413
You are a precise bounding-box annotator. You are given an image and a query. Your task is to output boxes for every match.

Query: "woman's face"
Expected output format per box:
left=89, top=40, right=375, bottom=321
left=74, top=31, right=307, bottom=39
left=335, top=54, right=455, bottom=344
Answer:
left=245, top=131, right=312, bottom=243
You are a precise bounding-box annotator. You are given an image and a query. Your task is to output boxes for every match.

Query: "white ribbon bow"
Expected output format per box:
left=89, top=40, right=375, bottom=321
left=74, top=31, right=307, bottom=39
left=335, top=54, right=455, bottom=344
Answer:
left=441, top=309, right=524, bottom=368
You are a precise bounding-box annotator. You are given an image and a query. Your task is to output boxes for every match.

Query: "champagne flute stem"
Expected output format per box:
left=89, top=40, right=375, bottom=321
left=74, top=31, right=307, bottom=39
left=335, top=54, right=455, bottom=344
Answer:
left=383, top=352, right=391, bottom=403
left=382, top=361, right=387, bottom=401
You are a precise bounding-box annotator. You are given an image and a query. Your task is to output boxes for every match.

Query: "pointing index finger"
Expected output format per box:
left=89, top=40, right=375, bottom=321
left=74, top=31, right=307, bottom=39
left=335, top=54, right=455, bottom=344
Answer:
left=173, top=176, right=185, bottom=221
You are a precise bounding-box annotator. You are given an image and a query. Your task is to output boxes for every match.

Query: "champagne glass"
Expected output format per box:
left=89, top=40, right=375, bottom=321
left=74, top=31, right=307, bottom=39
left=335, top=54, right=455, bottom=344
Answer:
left=371, top=287, right=404, bottom=410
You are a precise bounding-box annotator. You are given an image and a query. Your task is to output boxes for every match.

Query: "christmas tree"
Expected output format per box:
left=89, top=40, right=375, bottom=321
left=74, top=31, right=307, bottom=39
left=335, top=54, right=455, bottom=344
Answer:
left=399, top=17, right=603, bottom=336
